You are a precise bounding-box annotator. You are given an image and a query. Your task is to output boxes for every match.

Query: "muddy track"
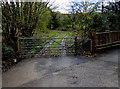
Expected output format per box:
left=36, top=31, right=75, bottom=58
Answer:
left=35, top=34, right=64, bottom=57
left=59, top=35, right=68, bottom=56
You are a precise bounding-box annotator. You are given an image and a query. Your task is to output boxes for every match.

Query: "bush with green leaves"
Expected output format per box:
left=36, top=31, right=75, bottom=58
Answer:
left=2, top=46, right=15, bottom=61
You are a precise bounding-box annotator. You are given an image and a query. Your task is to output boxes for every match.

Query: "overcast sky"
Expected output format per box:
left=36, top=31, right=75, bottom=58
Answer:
left=48, top=0, right=117, bottom=13
left=6, top=0, right=118, bottom=13
left=52, top=0, right=70, bottom=13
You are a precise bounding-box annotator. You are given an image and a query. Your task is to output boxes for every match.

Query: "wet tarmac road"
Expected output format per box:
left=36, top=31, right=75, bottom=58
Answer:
left=2, top=48, right=119, bottom=87
left=3, top=55, right=93, bottom=87
left=35, top=56, right=93, bottom=76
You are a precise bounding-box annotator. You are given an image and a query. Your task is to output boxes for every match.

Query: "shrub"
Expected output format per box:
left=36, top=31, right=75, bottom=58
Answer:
left=65, top=25, right=72, bottom=29
left=2, top=46, right=15, bottom=61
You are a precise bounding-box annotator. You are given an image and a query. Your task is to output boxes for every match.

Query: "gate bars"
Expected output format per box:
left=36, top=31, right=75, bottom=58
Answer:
left=18, top=37, right=92, bottom=58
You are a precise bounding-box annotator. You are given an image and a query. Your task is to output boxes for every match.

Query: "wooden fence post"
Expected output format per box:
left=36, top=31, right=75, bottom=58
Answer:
left=17, top=36, right=20, bottom=56
left=91, top=33, right=95, bottom=54
left=74, top=37, right=77, bottom=56
left=109, top=32, right=112, bottom=43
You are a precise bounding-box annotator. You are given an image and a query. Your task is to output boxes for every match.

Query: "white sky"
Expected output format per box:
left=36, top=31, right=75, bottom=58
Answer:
left=46, top=0, right=70, bottom=13
left=6, top=0, right=118, bottom=13
left=48, top=0, right=117, bottom=13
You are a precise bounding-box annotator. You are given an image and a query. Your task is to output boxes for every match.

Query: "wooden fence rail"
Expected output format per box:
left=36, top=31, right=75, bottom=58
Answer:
left=92, top=31, right=120, bottom=52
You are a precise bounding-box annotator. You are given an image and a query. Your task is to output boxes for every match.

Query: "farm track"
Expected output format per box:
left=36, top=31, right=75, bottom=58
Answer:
left=35, top=36, right=60, bottom=57
left=59, top=35, right=68, bottom=56
left=35, top=34, right=67, bottom=57
left=21, top=33, right=75, bottom=58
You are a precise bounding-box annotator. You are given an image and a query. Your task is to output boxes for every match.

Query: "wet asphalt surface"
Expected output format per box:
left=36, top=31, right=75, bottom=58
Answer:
left=35, top=56, right=92, bottom=75
left=2, top=47, right=119, bottom=87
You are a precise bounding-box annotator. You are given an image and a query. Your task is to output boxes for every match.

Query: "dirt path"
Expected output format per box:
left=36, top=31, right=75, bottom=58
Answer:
left=35, top=36, right=61, bottom=57
left=59, top=35, right=68, bottom=56
left=2, top=48, right=119, bottom=87
left=34, top=34, right=63, bottom=57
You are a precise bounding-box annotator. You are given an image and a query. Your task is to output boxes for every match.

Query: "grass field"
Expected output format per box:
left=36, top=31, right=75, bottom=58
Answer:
left=33, top=30, right=65, bottom=38
left=27, top=30, right=75, bottom=55
left=33, top=29, right=75, bottom=38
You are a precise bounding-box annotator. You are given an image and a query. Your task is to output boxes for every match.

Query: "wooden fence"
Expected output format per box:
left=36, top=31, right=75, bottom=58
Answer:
left=91, top=31, right=120, bottom=52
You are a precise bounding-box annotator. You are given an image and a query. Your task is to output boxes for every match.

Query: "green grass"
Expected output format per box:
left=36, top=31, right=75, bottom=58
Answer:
left=30, top=30, right=61, bottom=54
left=28, top=30, right=74, bottom=55
left=49, top=32, right=68, bottom=56
left=50, top=33, right=67, bottom=47
left=33, top=30, right=65, bottom=38
left=0, top=30, right=2, bottom=33
left=47, top=30, right=61, bottom=37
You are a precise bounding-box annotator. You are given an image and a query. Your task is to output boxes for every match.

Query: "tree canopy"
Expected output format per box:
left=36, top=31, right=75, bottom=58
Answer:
left=2, top=1, right=120, bottom=54
left=2, top=1, right=52, bottom=52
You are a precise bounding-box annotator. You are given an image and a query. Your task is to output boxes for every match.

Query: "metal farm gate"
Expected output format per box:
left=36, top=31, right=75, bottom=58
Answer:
left=19, top=37, right=75, bottom=58
left=18, top=37, right=92, bottom=58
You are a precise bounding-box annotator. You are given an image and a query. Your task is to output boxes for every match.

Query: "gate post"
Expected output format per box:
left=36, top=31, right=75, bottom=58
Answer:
left=17, top=36, right=20, bottom=57
left=74, top=37, right=77, bottom=56
left=91, top=33, right=95, bottom=54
